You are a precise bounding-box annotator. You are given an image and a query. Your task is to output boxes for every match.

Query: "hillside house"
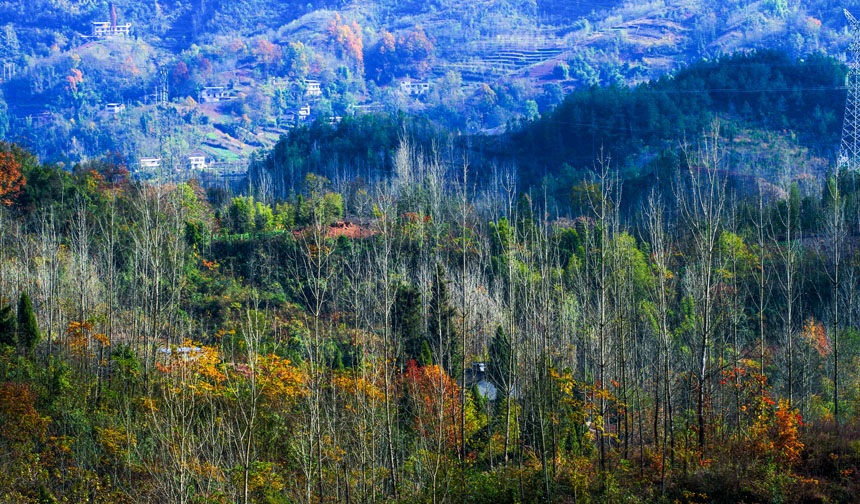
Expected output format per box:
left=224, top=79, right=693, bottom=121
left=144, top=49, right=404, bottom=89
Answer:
left=399, top=79, right=431, bottom=95
left=139, top=157, right=161, bottom=170
left=306, top=79, right=322, bottom=97
left=187, top=152, right=208, bottom=170
left=91, top=21, right=131, bottom=38
left=200, top=86, right=232, bottom=103
left=299, top=104, right=311, bottom=120
left=104, top=103, right=125, bottom=114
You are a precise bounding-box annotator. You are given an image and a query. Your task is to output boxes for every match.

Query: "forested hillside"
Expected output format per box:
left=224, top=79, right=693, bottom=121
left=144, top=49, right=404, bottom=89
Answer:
left=2, top=71, right=860, bottom=500
left=0, top=0, right=857, bottom=164
left=249, top=50, right=845, bottom=210
left=2, top=1, right=860, bottom=502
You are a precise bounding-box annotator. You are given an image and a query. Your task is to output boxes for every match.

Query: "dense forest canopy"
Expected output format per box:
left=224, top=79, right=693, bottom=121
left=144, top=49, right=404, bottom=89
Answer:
left=3, top=49, right=860, bottom=498
left=2, top=1, right=860, bottom=503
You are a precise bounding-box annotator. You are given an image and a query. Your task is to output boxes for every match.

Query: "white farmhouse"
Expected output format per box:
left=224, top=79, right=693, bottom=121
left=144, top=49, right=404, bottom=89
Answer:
left=199, top=86, right=232, bottom=103
left=91, top=21, right=131, bottom=38
left=187, top=152, right=208, bottom=170
left=399, top=78, right=431, bottom=95
left=139, top=157, right=161, bottom=170
left=306, top=79, right=322, bottom=97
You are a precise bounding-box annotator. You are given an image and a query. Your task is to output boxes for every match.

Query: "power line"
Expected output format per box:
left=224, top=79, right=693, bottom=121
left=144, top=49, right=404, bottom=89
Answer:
left=840, top=9, right=860, bottom=171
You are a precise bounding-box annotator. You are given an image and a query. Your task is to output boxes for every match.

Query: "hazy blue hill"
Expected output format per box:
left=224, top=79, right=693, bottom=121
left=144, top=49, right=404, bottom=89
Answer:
left=0, top=0, right=857, bottom=165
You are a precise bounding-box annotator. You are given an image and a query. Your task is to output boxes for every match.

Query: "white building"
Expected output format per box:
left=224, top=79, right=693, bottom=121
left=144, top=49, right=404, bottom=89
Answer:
left=306, top=79, right=322, bottom=97
left=105, top=103, right=125, bottom=114
left=399, top=79, right=431, bottom=95
left=139, top=157, right=161, bottom=170
left=91, top=21, right=131, bottom=38
left=187, top=153, right=208, bottom=170
left=199, top=86, right=232, bottom=103
left=298, top=104, right=311, bottom=120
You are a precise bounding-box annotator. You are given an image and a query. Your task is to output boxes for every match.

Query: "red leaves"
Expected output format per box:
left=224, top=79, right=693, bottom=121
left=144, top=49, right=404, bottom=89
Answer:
left=0, top=148, right=25, bottom=206
left=403, top=360, right=462, bottom=448
left=170, top=61, right=190, bottom=85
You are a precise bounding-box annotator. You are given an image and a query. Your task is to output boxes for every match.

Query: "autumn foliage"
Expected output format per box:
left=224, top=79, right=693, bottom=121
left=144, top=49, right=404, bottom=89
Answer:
left=327, top=13, right=364, bottom=71
left=0, top=148, right=25, bottom=206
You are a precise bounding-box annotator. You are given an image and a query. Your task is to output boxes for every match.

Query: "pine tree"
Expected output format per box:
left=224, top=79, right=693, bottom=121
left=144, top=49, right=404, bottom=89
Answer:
left=427, top=264, right=458, bottom=375
left=0, top=301, right=15, bottom=347
left=17, top=292, right=39, bottom=353
left=393, top=282, right=423, bottom=363
left=488, top=324, right=511, bottom=394
left=418, top=339, right=433, bottom=367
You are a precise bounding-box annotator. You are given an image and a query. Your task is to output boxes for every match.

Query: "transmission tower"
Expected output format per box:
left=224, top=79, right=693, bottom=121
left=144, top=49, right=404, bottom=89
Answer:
left=839, top=9, right=860, bottom=171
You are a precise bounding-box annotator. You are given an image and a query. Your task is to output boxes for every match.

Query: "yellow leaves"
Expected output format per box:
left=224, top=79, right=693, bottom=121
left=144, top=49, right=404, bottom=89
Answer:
left=95, top=426, right=135, bottom=459
left=141, top=397, right=158, bottom=413
left=66, top=320, right=108, bottom=360
left=333, top=372, right=383, bottom=401
left=0, top=382, right=48, bottom=445
left=258, top=354, right=306, bottom=404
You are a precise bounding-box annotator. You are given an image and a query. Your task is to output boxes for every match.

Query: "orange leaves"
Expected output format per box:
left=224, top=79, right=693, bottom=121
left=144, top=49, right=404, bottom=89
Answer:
left=66, top=320, right=108, bottom=360
left=257, top=354, right=305, bottom=405
left=155, top=342, right=226, bottom=396
left=253, top=38, right=281, bottom=67
left=0, top=149, right=25, bottom=206
left=722, top=367, right=805, bottom=467
left=747, top=397, right=804, bottom=467
left=202, top=258, right=220, bottom=271
left=773, top=399, right=804, bottom=465
left=802, top=318, right=829, bottom=357
left=403, top=361, right=462, bottom=448
left=327, top=13, right=364, bottom=71
left=65, top=68, right=83, bottom=93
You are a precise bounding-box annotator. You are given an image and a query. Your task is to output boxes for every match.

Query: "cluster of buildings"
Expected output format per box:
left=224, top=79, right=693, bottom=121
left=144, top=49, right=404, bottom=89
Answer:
left=135, top=152, right=208, bottom=172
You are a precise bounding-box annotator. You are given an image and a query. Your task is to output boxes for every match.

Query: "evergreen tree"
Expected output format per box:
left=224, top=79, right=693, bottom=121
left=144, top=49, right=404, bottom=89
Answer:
left=488, top=324, right=511, bottom=394
left=418, top=339, right=433, bottom=367
left=427, top=264, right=458, bottom=375
left=393, top=282, right=423, bottom=363
left=0, top=301, right=15, bottom=347
left=17, top=292, right=39, bottom=353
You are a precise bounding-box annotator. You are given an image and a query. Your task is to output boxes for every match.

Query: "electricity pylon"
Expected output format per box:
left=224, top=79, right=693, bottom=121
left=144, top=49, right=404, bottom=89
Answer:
left=839, top=9, right=860, bottom=171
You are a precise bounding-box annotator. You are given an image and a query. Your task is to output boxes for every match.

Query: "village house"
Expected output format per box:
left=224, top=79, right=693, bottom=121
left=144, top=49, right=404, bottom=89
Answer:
left=305, top=79, right=322, bottom=97
left=399, top=78, right=431, bottom=95
left=187, top=152, right=208, bottom=170
left=299, top=104, right=311, bottom=120
left=90, top=21, right=131, bottom=38
left=104, top=103, right=125, bottom=114
left=199, top=86, right=232, bottom=103
left=139, top=157, right=161, bottom=170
